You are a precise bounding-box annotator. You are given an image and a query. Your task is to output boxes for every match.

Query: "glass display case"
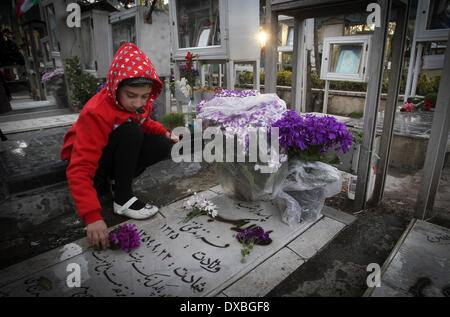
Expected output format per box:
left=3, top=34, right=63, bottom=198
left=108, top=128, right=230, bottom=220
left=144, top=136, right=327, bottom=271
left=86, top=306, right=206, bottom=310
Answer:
left=111, top=17, right=136, bottom=54
left=79, top=9, right=112, bottom=78
left=169, top=0, right=260, bottom=89
left=43, top=2, right=60, bottom=55
left=109, top=6, right=171, bottom=77
left=320, top=35, right=371, bottom=83
left=170, top=0, right=259, bottom=61
left=176, top=0, right=221, bottom=49
left=416, top=0, right=450, bottom=41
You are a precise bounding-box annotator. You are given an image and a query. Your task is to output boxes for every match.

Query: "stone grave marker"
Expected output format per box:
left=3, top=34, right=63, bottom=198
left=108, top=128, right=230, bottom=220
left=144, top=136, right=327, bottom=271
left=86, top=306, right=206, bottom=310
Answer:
left=0, top=187, right=320, bottom=297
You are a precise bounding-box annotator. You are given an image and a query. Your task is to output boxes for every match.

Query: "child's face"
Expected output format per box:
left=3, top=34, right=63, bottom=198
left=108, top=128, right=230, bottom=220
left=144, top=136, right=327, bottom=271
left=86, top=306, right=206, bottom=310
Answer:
left=117, top=84, right=152, bottom=112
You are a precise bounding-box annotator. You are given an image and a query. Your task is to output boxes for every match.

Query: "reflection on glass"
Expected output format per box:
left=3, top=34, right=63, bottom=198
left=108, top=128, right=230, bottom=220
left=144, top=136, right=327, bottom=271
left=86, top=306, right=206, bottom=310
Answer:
left=329, top=44, right=363, bottom=74
left=43, top=41, right=51, bottom=62
left=46, top=4, right=59, bottom=52
left=426, top=0, right=450, bottom=30
left=33, top=29, right=42, bottom=59
left=176, top=0, right=220, bottom=48
left=287, top=27, right=294, bottom=46
left=25, top=31, right=32, bottom=57
left=112, top=17, right=136, bottom=54
left=81, top=18, right=95, bottom=69
left=282, top=52, right=292, bottom=68
left=197, top=28, right=211, bottom=47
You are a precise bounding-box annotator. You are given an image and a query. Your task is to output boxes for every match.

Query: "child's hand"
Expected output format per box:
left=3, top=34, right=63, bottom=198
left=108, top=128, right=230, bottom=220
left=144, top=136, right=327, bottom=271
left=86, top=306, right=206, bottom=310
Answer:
left=165, top=131, right=179, bottom=144
left=86, top=220, right=110, bottom=250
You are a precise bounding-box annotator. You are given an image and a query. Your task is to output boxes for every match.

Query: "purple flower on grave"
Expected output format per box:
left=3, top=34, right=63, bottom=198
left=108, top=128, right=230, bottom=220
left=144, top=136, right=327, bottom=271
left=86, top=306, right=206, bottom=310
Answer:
left=109, top=224, right=141, bottom=253
left=195, top=90, right=287, bottom=152
left=271, top=111, right=353, bottom=162
left=41, top=68, right=64, bottom=84
left=235, top=226, right=272, bottom=245
left=235, top=226, right=272, bottom=263
left=212, top=89, right=259, bottom=98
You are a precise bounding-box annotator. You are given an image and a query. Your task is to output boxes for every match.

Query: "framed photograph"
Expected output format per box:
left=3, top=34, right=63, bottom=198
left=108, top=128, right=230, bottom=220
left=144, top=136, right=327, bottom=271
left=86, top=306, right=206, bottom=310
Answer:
left=320, top=35, right=371, bottom=82
left=196, top=27, right=212, bottom=47
left=416, top=0, right=450, bottom=42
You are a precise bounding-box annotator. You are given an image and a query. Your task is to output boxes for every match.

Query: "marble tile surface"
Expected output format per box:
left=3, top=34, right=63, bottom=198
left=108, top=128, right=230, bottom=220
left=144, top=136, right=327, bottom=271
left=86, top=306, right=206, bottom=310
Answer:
left=222, top=247, right=304, bottom=297
left=1, top=114, right=79, bottom=134
left=0, top=190, right=321, bottom=297
left=287, top=217, right=346, bottom=259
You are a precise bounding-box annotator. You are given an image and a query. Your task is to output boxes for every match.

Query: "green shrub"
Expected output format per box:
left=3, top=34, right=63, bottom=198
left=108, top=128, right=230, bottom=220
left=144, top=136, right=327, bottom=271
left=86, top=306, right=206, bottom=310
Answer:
left=239, top=70, right=292, bottom=87
left=424, top=92, right=437, bottom=105
left=277, top=70, right=292, bottom=86
left=431, top=74, right=441, bottom=92
left=65, top=56, right=101, bottom=112
left=162, top=113, right=185, bottom=131
left=311, top=71, right=325, bottom=89
left=239, top=71, right=254, bottom=85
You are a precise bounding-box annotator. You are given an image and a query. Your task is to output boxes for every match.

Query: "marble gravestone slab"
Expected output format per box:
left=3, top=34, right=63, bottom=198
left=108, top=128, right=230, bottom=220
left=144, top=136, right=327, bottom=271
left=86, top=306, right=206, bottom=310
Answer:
left=1, top=114, right=79, bottom=134
left=0, top=188, right=319, bottom=297
left=369, top=220, right=450, bottom=297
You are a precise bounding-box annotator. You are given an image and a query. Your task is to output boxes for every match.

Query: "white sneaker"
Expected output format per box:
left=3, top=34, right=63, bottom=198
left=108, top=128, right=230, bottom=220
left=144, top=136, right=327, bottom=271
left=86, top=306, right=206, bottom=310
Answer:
left=113, top=197, right=158, bottom=220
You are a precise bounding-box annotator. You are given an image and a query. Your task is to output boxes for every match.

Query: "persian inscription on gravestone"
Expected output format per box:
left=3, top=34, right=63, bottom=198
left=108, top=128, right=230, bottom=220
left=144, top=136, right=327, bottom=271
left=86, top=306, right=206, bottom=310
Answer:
left=0, top=194, right=301, bottom=297
left=426, top=233, right=450, bottom=244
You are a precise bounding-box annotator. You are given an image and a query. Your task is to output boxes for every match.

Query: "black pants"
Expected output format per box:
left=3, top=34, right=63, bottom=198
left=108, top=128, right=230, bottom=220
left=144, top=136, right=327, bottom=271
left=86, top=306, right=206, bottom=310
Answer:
left=93, top=121, right=171, bottom=203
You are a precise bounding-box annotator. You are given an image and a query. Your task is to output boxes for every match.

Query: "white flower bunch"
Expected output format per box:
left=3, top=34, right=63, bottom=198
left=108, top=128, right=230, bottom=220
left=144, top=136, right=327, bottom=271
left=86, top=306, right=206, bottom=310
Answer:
left=178, top=77, right=192, bottom=99
left=181, top=193, right=218, bottom=223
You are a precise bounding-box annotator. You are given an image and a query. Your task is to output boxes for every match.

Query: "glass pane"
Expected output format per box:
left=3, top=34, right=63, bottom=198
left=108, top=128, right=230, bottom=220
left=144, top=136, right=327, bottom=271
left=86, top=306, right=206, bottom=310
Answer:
left=287, top=27, right=294, bottom=46
left=329, top=44, right=363, bottom=74
left=112, top=17, right=136, bottom=54
left=46, top=4, right=59, bottom=52
left=176, top=0, right=221, bottom=48
left=426, top=0, right=450, bottom=30
left=43, top=41, right=51, bottom=62
left=33, top=29, right=43, bottom=60
left=25, top=31, right=32, bottom=56
left=81, top=18, right=95, bottom=69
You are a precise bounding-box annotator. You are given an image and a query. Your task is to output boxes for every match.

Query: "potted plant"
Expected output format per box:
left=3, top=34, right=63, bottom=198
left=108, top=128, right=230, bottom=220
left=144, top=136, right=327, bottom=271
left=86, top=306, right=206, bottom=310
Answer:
left=196, top=89, right=289, bottom=202
left=162, top=112, right=186, bottom=131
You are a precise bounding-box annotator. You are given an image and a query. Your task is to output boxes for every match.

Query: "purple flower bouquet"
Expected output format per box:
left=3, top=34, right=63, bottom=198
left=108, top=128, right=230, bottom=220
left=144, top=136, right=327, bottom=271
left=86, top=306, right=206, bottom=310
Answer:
left=196, top=90, right=289, bottom=201
left=235, top=226, right=272, bottom=263
left=108, top=224, right=141, bottom=253
left=272, top=111, right=353, bottom=163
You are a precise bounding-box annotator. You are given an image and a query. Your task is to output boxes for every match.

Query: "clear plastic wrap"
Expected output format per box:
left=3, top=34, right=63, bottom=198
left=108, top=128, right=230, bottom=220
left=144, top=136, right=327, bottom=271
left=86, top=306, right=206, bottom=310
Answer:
left=274, top=159, right=342, bottom=225
left=214, top=160, right=289, bottom=202
left=216, top=158, right=342, bottom=226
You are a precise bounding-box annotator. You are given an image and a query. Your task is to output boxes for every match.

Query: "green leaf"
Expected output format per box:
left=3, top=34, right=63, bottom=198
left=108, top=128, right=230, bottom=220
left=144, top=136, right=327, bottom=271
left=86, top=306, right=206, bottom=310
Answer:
left=38, top=276, right=53, bottom=291
left=89, top=245, right=103, bottom=252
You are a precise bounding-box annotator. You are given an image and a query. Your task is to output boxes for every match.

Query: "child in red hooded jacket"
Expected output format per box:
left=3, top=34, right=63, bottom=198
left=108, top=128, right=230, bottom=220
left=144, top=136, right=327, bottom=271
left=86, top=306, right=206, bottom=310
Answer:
left=61, top=43, right=178, bottom=250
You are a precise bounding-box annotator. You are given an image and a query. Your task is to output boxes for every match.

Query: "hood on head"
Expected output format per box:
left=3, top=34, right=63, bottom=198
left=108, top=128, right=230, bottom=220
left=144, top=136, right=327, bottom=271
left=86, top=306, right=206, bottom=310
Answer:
left=105, top=43, right=163, bottom=109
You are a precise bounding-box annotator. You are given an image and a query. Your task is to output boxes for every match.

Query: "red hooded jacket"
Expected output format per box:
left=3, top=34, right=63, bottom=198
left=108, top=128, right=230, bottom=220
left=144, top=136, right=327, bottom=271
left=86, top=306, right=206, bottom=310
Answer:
left=61, top=43, right=168, bottom=225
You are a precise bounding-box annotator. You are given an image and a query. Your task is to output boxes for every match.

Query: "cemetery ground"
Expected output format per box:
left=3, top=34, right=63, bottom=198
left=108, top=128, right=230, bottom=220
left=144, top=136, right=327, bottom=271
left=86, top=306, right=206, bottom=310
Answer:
left=0, top=123, right=449, bottom=296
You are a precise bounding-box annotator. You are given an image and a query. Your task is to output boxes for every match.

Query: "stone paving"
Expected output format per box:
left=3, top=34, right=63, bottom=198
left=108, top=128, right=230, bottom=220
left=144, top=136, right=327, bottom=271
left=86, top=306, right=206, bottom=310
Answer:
left=0, top=114, right=78, bottom=134
left=366, top=219, right=450, bottom=297
left=0, top=185, right=354, bottom=297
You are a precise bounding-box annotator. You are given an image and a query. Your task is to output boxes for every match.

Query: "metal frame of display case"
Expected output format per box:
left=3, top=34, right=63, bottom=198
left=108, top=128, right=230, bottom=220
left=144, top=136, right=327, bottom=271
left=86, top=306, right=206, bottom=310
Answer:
left=320, top=35, right=372, bottom=113
left=320, top=35, right=372, bottom=82
left=404, top=0, right=449, bottom=101
left=265, top=0, right=449, bottom=216
left=168, top=0, right=261, bottom=90
left=79, top=9, right=112, bottom=78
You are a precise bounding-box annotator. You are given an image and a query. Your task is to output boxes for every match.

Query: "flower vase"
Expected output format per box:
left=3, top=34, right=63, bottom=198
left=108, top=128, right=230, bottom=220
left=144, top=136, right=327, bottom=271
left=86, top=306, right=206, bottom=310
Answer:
left=213, top=135, right=289, bottom=202
left=215, top=160, right=288, bottom=202
left=274, top=158, right=343, bottom=224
